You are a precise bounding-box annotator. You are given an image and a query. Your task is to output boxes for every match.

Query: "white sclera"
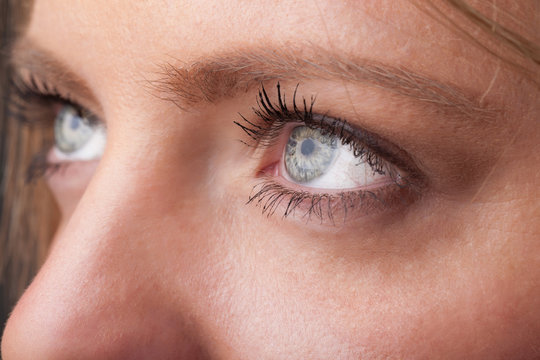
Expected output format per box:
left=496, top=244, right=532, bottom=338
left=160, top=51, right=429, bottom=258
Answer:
left=300, top=142, right=387, bottom=189
left=283, top=126, right=388, bottom=190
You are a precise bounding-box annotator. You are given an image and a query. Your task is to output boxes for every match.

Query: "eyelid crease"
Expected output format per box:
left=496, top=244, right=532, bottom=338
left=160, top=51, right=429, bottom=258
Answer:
left=247, top=177, right=418, bottom=225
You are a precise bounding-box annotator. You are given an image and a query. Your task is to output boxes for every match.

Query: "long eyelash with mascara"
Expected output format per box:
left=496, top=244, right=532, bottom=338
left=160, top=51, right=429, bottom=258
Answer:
left=8, top=71, right=82, bottom=182
left=235, top=83, right=424, bottom=223
left=10, top=72, right=65, bottom=123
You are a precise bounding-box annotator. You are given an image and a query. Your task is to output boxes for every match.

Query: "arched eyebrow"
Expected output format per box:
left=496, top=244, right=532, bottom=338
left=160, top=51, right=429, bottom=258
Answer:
left=152, top=45, right=492, bottom=118
left=11, top=39, right=491, bottom=120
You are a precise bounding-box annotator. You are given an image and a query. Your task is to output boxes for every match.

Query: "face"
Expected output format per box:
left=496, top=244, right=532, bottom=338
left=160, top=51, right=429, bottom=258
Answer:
left=2, top=0, right=539, bottom=358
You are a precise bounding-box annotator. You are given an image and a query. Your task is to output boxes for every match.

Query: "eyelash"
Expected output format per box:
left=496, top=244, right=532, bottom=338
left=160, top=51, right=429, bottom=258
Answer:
left=9, top=72, right=87, bottom=181
left=235, top=83, right=422, bottom=223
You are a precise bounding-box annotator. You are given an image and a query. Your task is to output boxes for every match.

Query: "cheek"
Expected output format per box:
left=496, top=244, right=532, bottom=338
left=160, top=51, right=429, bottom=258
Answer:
left=190, top=211, right=540, bottom=358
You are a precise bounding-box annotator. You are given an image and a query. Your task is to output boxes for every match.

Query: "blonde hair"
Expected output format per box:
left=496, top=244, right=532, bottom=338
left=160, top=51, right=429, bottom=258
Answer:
left=421, top=0, right=540, bottom=86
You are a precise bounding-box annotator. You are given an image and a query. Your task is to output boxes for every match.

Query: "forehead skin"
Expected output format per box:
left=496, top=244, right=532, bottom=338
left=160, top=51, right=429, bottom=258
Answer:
left=3, top=0, right=540, bottom=359
left=24, top=0, right=539, bottom=128
left=20, top=1, right=513, bottom=95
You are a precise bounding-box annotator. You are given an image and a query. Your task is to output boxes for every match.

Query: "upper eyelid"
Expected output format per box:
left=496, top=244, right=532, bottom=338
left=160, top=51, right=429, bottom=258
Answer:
left=9, top=71, right=103, bottom=125
left=10, top=39, right=103, bottom=117
left=10, top=70, right=104, bottom=123
left=237, top=83, right=424, bottom=181
left=12, top=70, right=75, bottom=104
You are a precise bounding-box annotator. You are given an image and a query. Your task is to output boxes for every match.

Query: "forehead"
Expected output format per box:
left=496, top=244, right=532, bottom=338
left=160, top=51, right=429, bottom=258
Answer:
left=23, top=0, right=536, bottom=114
left=23, top=1, right=481, bottom=71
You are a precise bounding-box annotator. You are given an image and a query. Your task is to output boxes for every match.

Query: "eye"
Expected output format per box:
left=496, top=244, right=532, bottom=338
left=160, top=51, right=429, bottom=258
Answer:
left=283, top=125, right=390, bottom=190
left=53, top=104, right=107, bottom=161
left=236, top=83, right=422, bottom=222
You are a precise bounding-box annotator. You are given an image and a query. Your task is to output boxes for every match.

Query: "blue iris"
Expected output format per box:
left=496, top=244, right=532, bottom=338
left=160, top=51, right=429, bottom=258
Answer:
left=70, top=116, right=80, bottom=130
left=285, top=126, right=337, bottom=183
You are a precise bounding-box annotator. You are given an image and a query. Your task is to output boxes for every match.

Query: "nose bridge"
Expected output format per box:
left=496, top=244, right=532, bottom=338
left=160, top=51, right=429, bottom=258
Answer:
left=2, top=141, right=207, bottom=359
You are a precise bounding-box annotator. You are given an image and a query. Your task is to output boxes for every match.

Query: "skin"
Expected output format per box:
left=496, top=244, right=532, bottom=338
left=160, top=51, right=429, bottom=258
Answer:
left=2, top=0, right=539, bottom=359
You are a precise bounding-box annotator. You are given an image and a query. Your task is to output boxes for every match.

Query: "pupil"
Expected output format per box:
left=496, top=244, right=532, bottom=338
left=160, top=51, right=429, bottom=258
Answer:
left=300, top=138, right=315, bottom=156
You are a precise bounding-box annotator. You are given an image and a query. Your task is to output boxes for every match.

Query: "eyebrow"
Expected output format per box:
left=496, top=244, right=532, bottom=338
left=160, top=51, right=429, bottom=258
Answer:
left=152, top=45, right=492, bottom=118
left=12, top=39, right=491, bottom=119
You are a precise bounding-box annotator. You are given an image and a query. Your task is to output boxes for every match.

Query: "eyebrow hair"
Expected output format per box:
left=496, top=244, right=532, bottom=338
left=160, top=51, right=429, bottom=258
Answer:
left=152, top=45, right=492, bottom=118
left=12, top=39, right=491, bottom=120
left=10, top=39, right=98, bottom=109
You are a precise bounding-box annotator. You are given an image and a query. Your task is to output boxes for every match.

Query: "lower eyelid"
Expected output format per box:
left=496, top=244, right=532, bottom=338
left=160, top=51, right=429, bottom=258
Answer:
left=248, top=129, right=419, bottom=223
left=250, top=147, right=421, bottom=224
left=45, top=158, right=100, bottom=214
left=247, top=177, right=417, bottom=224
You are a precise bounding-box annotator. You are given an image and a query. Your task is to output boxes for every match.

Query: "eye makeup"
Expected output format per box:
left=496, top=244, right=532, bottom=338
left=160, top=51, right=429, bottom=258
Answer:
left=8, top=70, right=103, bottom=181
left=236, top=83, right=425, bottom=224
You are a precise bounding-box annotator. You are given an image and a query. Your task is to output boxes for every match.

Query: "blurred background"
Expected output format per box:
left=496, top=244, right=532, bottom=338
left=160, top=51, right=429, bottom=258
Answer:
left=1, top=0, right=58, bottom=345
left=0, top=0, right=12, bottom=335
